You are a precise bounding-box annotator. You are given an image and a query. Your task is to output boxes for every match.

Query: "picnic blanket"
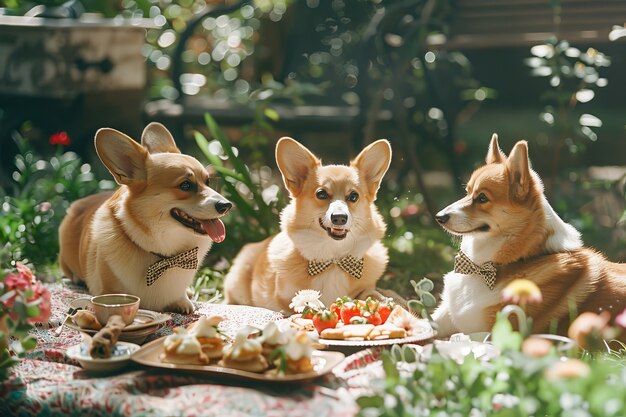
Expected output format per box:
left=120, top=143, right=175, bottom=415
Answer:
left=0, top=283, right=359, bottom=417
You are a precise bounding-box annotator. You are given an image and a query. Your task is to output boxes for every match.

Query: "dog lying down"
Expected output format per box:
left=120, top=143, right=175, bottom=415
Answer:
left=58, top=123, right=232, bottom=313
left=433, top=134, right=626, bottom=339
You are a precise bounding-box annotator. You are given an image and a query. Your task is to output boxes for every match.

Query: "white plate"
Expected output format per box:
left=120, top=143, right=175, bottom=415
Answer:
left=66, top=341, right=140, bottom=372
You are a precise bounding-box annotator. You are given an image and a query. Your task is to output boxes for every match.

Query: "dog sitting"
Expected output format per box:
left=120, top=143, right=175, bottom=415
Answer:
left=433, top=134, right=626, bottom=338
left=223, top=137, right=392, bottom=311
left=58, top=123, right=232, bottom=313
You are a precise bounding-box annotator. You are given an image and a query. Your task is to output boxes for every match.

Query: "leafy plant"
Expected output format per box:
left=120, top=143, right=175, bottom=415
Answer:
left=357, top=279, right=626, bottom=416
left=193, top=112, right=286, bottom=265
left=0, top=133, right=110, bottom=271
left=526, top=0, right=611, bottom=178
left=358, top=312, right=626, bottom=417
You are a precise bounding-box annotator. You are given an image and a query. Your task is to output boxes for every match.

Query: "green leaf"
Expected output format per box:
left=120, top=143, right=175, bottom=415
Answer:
left=416, top=278, right=434, bottom=292
left=421, top=292, right=437, bottom=308
left=401, top=345, right=417, bottom=363
left=491, top=313, right=523, bottom=352
left=407, top=300, right=423, bottom=314
left=25, top=303, right=40, bottom=318
left=390, top=344, right=403, bottom=362
left=21, top=336, right=37, bottom=351
left=263, top=107, right=280, bottom=122
left=356, top=395, right=385, bottom=409
left=381, top=351, right=399, bottom=381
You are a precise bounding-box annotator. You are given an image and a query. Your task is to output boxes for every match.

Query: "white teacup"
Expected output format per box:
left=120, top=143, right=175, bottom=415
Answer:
left=89, top=294, right=140, bottom=326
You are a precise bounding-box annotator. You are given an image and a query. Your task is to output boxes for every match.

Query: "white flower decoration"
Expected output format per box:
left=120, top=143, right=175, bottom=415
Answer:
left=288, top=289, right=325, bottom=313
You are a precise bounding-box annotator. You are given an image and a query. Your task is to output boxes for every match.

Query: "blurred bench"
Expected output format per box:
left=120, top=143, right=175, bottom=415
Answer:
left=431, top=0, right=626, bottom=49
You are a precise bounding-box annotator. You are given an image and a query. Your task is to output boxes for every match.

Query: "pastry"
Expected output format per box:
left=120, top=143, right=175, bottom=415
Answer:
left=367, top=324, right=407, bottom=340
left=283, top=331, right=314, bottom=374
left=188, top=315, right=225, bottom=359
left=288, top=314, right=314, bottom=332
left=219, top=330, right=268, bottom=373
left=160, top=328, right=209, bottom=365
left=259, top=321, right=292, bottom=358
left=71, top=309, right=102, bottom=331
left=320, top=323, right=374, bottom=340
left=89, top=315, right=125, bottom=358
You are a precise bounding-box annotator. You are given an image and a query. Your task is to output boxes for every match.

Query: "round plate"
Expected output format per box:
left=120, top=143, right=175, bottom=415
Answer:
left=317, top=320, right=435, bottom=348
left=64, top=322, right=162, bottom=344
left=67, top=341, right=140, bottom=372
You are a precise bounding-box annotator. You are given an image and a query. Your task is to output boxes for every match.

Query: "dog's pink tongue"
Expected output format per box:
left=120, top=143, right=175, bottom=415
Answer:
left=201, top=219, right=226, bottom=243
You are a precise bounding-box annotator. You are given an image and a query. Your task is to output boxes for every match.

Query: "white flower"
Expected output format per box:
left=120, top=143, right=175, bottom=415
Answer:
left=288, top=289, right=324, bottom=313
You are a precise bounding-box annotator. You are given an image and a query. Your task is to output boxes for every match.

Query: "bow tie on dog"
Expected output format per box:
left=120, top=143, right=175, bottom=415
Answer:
left=146, top=247, right=199, bottom=286
left=454, top=250, right=497, bottom=290
left=307, top=255, right=364, bottom=279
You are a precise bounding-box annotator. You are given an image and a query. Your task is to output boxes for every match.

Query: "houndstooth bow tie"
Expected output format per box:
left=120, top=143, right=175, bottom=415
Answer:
left=454, top=250, right=497, bottom=290
left=146, top=247, right=199, bottom=286
left=307, top=255, right=364, bottom=279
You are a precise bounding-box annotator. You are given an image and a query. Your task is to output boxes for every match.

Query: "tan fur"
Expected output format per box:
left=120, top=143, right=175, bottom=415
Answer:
left=224, top=137, right=392, bottom=311
left=58, top=123, right=231, bottom=313
left=434, top=134, right=626, bottom=339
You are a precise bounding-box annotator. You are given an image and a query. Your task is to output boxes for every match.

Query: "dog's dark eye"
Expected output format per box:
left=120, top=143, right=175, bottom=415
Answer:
left=476, top=193, right=489, bottom=204
left=179, top=180, right=193, bottom=192
left=347, top=191, right=359, bottom=202
left=316, top=189, right=329, bottom=200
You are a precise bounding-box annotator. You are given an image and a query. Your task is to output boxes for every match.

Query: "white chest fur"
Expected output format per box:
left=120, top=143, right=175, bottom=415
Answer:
left=309, top=269, right=353, bottom=307
left=441, top=271, right=501, bottom=334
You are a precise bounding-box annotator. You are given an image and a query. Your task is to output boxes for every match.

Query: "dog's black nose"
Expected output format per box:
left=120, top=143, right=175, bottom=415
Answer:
left=331, top=213, right=348, bottom=226
left=215, top=200, right=232, bottom=214
left=435, top=213, right=449, bottom=224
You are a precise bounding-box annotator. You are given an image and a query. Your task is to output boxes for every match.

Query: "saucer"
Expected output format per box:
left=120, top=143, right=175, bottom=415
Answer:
left=67, top=298, right=171, bottom=331
left=64, top=321, right=162, bottom=344
left=67, top=341, right=140, bottom=372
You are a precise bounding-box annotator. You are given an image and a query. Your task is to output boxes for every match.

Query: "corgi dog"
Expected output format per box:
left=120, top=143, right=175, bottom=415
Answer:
left=433, top=134, right=626, bottom=338
left=223, top=137, right=392, bottom=311
left=58, top=123, right=232, bottom=313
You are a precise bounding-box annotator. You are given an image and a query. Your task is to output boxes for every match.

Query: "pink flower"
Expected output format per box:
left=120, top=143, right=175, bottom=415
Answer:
left=615, top=308, right=626, bottom=328
left=3, top=272, right=31, bottom=292
left=27, top=282, right=51, bottom=324
left=522, top=336, right=553, bottom=357
left=568, top=311, right=611, bottom=351
left=38, top=202, right=52, bottom=213
left=545, top=358, right=591, bottom=380
left=15, top=262, right=34, bottom=283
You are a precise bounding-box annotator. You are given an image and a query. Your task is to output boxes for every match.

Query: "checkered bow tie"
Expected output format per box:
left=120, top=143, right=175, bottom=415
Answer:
left=454, top=250, right=497, bottom=290
left=146, top=247, right=199, bottom=286
left=307, top=255, right=364, bottom=279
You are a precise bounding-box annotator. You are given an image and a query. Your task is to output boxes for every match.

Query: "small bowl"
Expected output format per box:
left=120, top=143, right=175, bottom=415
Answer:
left=91, top=294, right=140, bottom=326
left=67, top=341, right=140, bottom=372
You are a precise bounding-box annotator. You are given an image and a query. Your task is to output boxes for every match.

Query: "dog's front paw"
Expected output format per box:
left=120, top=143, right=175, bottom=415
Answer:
left=167, top=297, right=195, bottom=314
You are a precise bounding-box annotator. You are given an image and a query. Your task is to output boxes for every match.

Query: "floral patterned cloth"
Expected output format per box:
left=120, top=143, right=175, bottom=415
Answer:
left=1, top=283, right=358, bottom=417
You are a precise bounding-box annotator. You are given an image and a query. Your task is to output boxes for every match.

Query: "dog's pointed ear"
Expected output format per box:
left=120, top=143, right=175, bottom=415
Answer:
left=351, top=139, right=392, bottom=198
left=486, top=133, right=506, bottom=164
left=275, top=137, right=320, bottom=197
left=140, top=122, right=181, bottom=154
left=95, top=128, right=148, bottom=185
left=505, top=140, right=531, bottom=199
